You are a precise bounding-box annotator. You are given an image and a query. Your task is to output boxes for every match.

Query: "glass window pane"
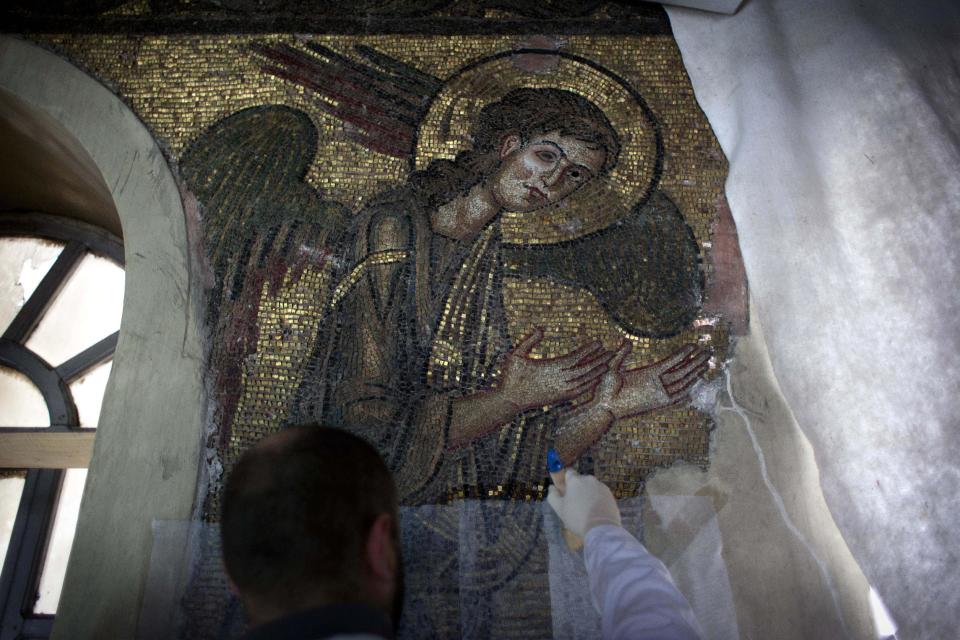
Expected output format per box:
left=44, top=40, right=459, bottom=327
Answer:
left=0, top=475, right=26, bottom=569
left=69, top=360, right=112, bottom=428
left=26, top=253, right=124, bottom=368
left=0, top=238, right=64, bottom=336
left=0, top=366, right=50, bottom=427
left=34, top=468, right=87, bottom=615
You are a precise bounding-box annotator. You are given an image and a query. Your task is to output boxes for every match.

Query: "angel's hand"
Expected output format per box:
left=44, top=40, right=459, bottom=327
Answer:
left=612, top=344, right=711, bottom=419
left=498, top=327, right=613, bottom=412
left=553, top=340, right=632, bottom=462
left=588, top=339, right=633, bottom=414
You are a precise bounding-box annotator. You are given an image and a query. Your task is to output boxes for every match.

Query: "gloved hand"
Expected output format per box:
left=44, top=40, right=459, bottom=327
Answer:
left=546, top=469, right=622, bottom=538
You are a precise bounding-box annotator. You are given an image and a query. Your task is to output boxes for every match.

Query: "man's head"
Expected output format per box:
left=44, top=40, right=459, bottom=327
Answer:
left=221, top=425, right=401, bottom=626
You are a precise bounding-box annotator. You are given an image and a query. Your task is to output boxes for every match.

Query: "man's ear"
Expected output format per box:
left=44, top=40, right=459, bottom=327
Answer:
left=498, top=133, right=522, bottom=160
left=366, top=513, right=397, bottom=581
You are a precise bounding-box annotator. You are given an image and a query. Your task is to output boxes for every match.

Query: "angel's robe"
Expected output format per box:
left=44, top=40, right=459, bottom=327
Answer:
left=291, top=186, right=556, bottom=505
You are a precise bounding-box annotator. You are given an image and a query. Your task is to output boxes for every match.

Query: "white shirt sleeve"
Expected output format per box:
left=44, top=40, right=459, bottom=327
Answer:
left=584, top=524, right=704, bottom=640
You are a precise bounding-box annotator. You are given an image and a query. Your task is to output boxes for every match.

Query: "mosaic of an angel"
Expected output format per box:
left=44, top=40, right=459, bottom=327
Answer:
left=182, top=45, right=713, bottom=509
left=174, top=41, right=728, bottom=637
left=290, top=83, right=709, bottom=504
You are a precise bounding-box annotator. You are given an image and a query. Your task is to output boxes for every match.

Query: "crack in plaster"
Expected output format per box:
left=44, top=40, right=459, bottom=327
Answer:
left=717, top=368, right=850, bottom=639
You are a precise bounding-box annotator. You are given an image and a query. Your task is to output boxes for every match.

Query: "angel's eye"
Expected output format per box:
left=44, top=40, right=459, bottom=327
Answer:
left=568, top=169, right=583, bottom=181
left=536, top=150, right=558, bottom=163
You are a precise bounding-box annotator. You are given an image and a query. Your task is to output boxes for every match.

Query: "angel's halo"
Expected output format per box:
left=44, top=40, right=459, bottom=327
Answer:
left=414, top=49, right=663, bottom=245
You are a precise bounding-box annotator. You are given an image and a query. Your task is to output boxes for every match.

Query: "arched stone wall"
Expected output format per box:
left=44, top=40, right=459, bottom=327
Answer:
left=0, top=36, right=207, bottom=640
left=0, top=87, right=120, bottom=238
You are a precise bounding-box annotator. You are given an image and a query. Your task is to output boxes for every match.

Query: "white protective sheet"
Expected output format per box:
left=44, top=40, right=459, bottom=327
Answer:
left=666, top=2, right=960, bottom=638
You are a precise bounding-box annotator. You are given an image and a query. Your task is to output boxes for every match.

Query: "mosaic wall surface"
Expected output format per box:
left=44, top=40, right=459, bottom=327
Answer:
left=37, top=21, right=744, bottom=635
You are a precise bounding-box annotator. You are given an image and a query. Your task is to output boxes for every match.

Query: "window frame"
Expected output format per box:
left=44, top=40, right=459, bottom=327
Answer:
left=0, top=212, right=123, bottom=640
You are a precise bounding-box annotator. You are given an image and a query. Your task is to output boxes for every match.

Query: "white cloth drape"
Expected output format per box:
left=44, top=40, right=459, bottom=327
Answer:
left=667, top=3, right=960, bottom=638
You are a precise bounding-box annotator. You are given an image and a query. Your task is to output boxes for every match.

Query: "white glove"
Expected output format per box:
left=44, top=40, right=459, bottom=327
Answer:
left=547, top=469, right=622, bottom=538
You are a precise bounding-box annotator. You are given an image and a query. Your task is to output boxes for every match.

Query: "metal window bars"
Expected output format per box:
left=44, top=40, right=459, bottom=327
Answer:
left=0, top=213, right=123, bottom=640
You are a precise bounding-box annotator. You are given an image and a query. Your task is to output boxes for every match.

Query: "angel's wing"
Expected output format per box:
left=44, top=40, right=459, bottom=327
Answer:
left=252, top=42, right=442, bottom=158
left=180, top=105, right=349, bottom=507
left=181, top=104, right=348, bottom=287
left=502, top=191, right=703, bottom=338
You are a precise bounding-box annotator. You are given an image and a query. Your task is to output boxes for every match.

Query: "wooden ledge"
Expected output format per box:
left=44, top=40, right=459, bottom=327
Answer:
left=0, top=430, right=95, bottom=468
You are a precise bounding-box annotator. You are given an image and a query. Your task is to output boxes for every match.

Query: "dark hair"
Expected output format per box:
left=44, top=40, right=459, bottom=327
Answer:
left=221, top=425, right=398, bottom=609
left=406, top=87, right=621, bottom=210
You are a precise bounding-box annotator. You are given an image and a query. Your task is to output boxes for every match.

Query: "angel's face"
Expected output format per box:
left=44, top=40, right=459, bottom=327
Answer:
left=490, top=132, right=607, bottom=213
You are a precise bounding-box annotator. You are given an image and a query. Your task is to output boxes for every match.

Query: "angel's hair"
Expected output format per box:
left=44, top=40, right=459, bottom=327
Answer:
left=407, top=88, right=621, bottom=210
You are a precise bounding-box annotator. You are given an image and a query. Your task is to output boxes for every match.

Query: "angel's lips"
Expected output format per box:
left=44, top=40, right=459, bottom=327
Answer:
left=526, top=186, right=548, bottom=203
